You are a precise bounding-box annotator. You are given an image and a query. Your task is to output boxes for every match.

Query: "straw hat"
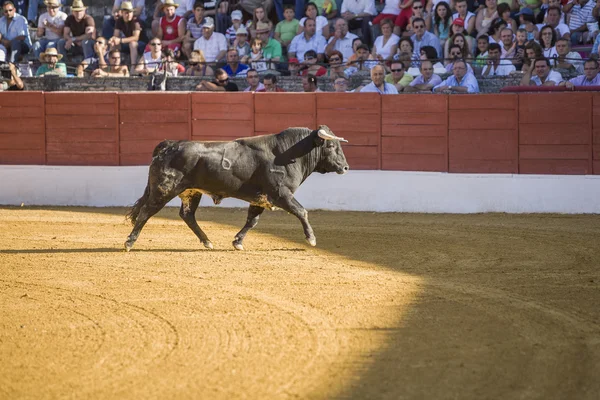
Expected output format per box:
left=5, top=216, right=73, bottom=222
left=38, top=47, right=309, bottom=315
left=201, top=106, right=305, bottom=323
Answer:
left=40, top=47, right=63, bottom=62
left=120, top=1, right=134, bottom=12
left=44, top=0, right=60, bottom=7
left=71, top=0, right=87, bottom=11
left=161, top=0, right=179, bottom=10
left=256, top=21, right=270, bottom=34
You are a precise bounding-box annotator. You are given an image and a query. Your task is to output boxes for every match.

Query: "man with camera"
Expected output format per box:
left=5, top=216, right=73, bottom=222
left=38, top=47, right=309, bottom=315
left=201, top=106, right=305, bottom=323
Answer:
left=0, top=61, right=24, bottom=91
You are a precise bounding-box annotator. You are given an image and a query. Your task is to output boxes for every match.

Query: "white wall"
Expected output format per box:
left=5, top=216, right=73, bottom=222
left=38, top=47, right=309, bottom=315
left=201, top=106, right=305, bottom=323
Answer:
left=1, top=166, right=599, bottom=213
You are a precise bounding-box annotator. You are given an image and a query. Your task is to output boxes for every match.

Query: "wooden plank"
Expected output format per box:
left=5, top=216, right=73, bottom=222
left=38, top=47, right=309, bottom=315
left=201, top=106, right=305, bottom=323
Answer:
left=382, top=94, right=447, bottom=113
left=0, top=107, right=43, bottom=118
left=119, top=93, right=190, bottom=110
left=449, top=109, right=517, bottom=130
left=45, top=103, right=116, bottom=115
left=592, top=93, right=600, bottom=114
left=593, top=129, right=600, bottom=144
left=519, top=159, right=590, bottom=175
left=520, top=123, right=591, bottom=145
left=594, top=160, right=600, bottom=174
left=254, top=93, right=315, bottom=114
left=254, top=113, right=316, bottom=133
left=383, top=113, right=448, bottom=126
left=316, top=110, right=380, bottom=133
left=448, top=130, right=517, bottom=160
left=382, top=124, right=447, bottom=137
left=449, top=94, right=517, bottom=110
left=382, top=136, right=446, bottom=155
left=119, top=123, right=189, bottom=140
left=191, top=92, right=253, bottom=105
left=0, top=149, right=45, bottom=164
left=316, top=92, right=380, bottom=110
left=0, top=134, right=44, bottom=150
left=120, top=110, right=189, bottom=124
left=45, top=92, right=116, bottom=104
left=46, top=141, right=117, bottom=154
left=519, top=145, right=590, bottom=160
left=382, top=154, right=447, bottom=172
left=519, top=93, right=591, bottom=124
left=450, top=159, right=518, bottom=173
left=47, top=153, right=118, bottom=166
left=191, top=102, right=253, bottom=120
left=0, top=92, right=43, bottom=107
left=192, top=119, right=254, bottom=137
left=120, top=153, right=152, bottom=166
left=328, top=131, right=380, bottom=146
left=0, top=119, right=44, bottom=134
left=342, top=145, right=379, bottom=160
left=46, top=115, right=116, bottom=130
left=46, top=128, right=118, bottom=143
left=120, top=139, right=164, bottom=154
left=592, top=145, right=600, bottom=159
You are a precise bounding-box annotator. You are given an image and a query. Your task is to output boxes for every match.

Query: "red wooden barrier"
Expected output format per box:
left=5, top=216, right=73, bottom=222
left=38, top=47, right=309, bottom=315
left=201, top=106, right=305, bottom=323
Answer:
left=191, top=92, right=254, bottom=141
left=592, top=94, right=600, bottom=175
left=119, top=93, right=191, bottom=165
left=449, top=94, right=518, bottom=173
left=519, top=93, right=592, bottom=174
left=254, top=93, right=316, bottom=136
left=0, top=92, right=45, bottom=164
left=45, top=92, right=118, bottom=165
left=381, top=95, right=448, bottom=172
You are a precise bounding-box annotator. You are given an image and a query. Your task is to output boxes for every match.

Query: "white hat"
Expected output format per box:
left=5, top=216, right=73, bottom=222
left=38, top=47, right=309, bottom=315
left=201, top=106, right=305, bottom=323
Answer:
left=203, top=16, right=215, bottom=28
left=231, top=10, right=242, bottom=21
left=236, top=26, right=248, bottom=35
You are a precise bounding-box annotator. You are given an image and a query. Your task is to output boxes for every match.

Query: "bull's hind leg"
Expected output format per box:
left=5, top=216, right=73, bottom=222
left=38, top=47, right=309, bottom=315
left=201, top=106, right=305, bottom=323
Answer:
left=179, top=190, right=213, bottom=249
left=232, top=205, right=265, bottom=251
left=125, top=194, right=173, bottom=252
left=274, top=195, right=316, bottom=247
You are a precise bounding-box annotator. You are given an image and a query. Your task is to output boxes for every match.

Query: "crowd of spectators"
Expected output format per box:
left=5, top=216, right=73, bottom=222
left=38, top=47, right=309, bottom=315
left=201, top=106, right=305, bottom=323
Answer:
left=2, top=0, right=600, bottom=92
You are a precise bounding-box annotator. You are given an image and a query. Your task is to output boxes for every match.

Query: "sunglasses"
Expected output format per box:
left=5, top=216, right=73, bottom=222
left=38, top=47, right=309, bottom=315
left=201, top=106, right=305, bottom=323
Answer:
left=218, top=78, right=229, bottom=83
left=391, top=68, right=403, bottom=72
left=305, top=56, right=315, bottom=60
left=413, top=6, right=423, bottom=9
left=329, top=57, right=341, bottom=62
left=414, top=25, right=424, bottom=29
left=150, top=43, right=161, bottom=46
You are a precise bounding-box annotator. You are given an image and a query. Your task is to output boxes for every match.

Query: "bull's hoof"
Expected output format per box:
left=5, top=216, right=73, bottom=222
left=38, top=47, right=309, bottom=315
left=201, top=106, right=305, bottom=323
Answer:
left=203, top=240, right=214, bottom=250
left=124, top=241, right=134, bottom=252
left=306, top=237, right=317, bottom=247
left=232, top=241, right=244, bottom=251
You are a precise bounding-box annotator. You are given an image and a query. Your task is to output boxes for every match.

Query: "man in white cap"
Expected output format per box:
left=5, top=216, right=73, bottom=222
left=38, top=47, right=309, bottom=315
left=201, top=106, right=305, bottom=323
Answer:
left=101, top=0, right=146, bottom=40
left=183, top=1, right=205, bottom=59
left=225, top=9, right=243, bottom=45
left=57, top=0, right=95, bottom=59
left=33, top=0, right=67, bottom=59
left=193, top=16, right=227, bottom=63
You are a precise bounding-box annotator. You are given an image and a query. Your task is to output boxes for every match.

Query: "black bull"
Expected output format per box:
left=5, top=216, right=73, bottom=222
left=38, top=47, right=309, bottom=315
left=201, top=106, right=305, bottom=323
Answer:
left=125, top=125, right=349, bottom=251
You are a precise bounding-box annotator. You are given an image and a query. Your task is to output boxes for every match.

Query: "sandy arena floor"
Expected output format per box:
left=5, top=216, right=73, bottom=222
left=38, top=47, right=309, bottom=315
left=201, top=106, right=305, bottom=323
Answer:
left=1, top=206, right=599, bottom=399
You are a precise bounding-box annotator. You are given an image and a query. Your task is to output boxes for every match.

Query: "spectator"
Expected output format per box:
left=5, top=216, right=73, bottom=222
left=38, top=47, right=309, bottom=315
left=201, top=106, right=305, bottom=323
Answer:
left=543, top=6, right=569, bottom=40
left=340, top=0, right=376, bottom=46
left=157, top=0, right=186, bottom=56
left=568, top=0, right=595, bottom=45
left=474, top=34, right=489, bottom=66
left=345, top=37, right=364, bottom=64
left=196, top=67, right=239, bottom=91
left=255, top=22, right=282, bottom=69
left=274, top=5, right=300, bottom=51
left=289, top=17, right=327, bottom=62
left=497, top=3, right=516, bottom=32
left=152, top=0, right=194, bottom=37
left=222, top=47, right=249, bottom=76
left=332, top=75, right=352, bottom=92
left=91, top=48, right=129, bottom=77
left=487, top=18, right=507, bottom=45
left=447, top=17, right=475, bottom=53
left=539, top=24, right=558, bottom=59
left=35, top=47, right=66, bottom=76
left=404, top=60, right=442, bottom=92
left=432, top=1, right=451, bottom=47
left=325, top=18, right=358, bottom=62
left=475, top=0, right=498, bottom=38
left=499, top=27, right=516, bottom=62
left=246, top=5, right=273, bottom=39
left=372, top=18, right=400, bottom=61
left=360, top=64, right=398, bottom=93
left=232, top=26, right=251, bottom=59
left=407, top=44, right=446, bottom=75
left=561, top=58, right=600, bottom=87
left=345, top=43, right=376, bottom=72
left=298, top=2, right=330, bottom=39
left=326, top=50, right=347, bottom=79
left=275, top=0, right=305, bottom=24
left=445, top=44, right=474, bottom=73
left=102, top=0, right=146, bottom=40
left=108, top=2, right=144, bottom=69
left=136, top=38, right=164, bottom=74
left=520, top=57, right=564, bottom=86
left=244, top=68, right=265, bottom=91
left=288, top=56, right=300, bottom=75
left=447, top=33, right=472, bottom=61
left=33, top=0, right=67, bottom=59
left=246, top=37, right=267, bottom=71
left=57, top=0, right=94, bottom=59
left=0, top=0, right=32, bottom=62
left=482, top=42, right=515, bottom=76
left=302, top=73, right=321, bottom=92
left=184, top=49, right=213, bottom=76
left=0, top=61, right=23, bottom=90
left=299, top=49, right=327, bottom=75
left=385, top=60, right=413, bottom=92
left=452, top=0, right=476, bottom=36
left=313, top=0, right=338, bottom=20
left=411, top=17, right=442, bottom=61
left=516, top=8, right=538, bottom=42
left=77, top=37, right=109, bottom=77
left=183, top=2, right=205, bottom=59
left=257, top=73, right=286, bottom=91
left=522, top=40, right=543, bottom=70
left=161, top=48, right=185, bottom=75
left=225, top=9, right=243, bottom=45
left=553, top=38, right=583, bottom=73
left=393, top=37, right=414, bottom=62
left=538, top=0, right=566, bottom=25
left=403, top=0, right=431, bottom=37
left=212, top=0, right=229, bottom=34
left=193, top=16, right=228, bottom=63
left=433, top=59, right=479, bottom=93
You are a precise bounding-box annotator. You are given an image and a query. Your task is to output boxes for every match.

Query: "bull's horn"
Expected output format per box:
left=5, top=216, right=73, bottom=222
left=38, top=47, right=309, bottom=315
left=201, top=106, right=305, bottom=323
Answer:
left=318, top=129, right=348, bottom=143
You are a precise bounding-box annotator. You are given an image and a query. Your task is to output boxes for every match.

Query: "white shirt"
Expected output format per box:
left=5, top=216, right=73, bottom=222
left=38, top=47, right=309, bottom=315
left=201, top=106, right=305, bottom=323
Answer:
left=327, top=32, right=358, bottom=61
left=193, top=32, right=228, bottom=62
left=341, top=0, right=377, bottom=16
left=531, top=70, right=564, bottom=86
left=38, top=11, right=68, bottom=40
left=244, top=82, right=265, bottom=92
left=360, top=81, right=399, bottom=94
left=143, top=52, right=163, bottom=72
left=374, top=33, right=400, bottom=60
left=543, top=46, right=558, bottom=59
left=289, top=33, right=327, bottom=62
left=381, top=0, right=401, bottom=15
left=299, top=16, right=329, bottom=34
left=483, top=59, right=516, bottom=76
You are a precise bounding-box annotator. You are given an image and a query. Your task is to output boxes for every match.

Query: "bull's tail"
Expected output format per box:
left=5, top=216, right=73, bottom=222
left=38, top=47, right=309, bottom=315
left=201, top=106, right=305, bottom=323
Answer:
left=126, top=184, right=150, bottom=226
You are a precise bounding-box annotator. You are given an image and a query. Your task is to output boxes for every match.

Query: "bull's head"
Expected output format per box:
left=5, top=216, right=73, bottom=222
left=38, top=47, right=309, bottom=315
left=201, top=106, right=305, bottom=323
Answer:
left=314, top=125, right=350, bottom=175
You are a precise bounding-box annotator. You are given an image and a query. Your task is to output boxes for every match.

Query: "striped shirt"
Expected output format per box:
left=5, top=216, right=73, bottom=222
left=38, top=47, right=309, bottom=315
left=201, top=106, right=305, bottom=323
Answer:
left=568, top=1, right=595, bottom=31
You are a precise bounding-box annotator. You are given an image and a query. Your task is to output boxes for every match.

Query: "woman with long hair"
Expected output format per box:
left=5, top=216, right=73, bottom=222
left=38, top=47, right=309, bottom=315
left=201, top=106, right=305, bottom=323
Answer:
left=522, top=40, right=543, bottom=71
left=394, top=37, right=416, bottom=65
left=476, top=0, right=499, bottom=37
left=297, top=2, right=330, bottom=39
left=433, top=2, right=452, bottom=45
left=497, top=3, right=517, bottom=32
left=184, top=49, right=214, bottom=76
left=487, top=18, right=507, bottom=44
left=539, top=24, right=557, bottom=59
left=446, top=33, right=472, bottom=62
left=246, top=5, right=273, bottom=39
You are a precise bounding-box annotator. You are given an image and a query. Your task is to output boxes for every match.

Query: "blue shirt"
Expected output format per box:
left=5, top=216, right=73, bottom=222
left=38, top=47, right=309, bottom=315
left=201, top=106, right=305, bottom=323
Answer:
left=433, top=72, right=480, bottom=93
left=360, top=81, right=399, bottom=94
left=411, top=31, right=442, bottom=61
left=568, top=73, right=600, bottom=86
left=288, top=33, right=327, bottom=62
left=0, top=13, right=31, bottom=47
left=222, top=63, right=249, bottom=77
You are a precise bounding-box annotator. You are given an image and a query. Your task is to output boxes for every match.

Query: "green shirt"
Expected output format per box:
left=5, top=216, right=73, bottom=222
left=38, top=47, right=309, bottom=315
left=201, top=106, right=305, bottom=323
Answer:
left=263, top=38, right=283, bottom=61
left=385, top=73, right=414, bottom=86
left=35, top=63, right=67, bottom=77
left=313, top=0, right=337, bottom=15
left=275, top=19, right=300, bottom=43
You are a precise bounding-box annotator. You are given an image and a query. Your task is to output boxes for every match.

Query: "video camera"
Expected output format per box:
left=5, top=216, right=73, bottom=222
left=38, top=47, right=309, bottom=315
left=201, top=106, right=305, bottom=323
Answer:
left=0, top=62, right=12, bottom=80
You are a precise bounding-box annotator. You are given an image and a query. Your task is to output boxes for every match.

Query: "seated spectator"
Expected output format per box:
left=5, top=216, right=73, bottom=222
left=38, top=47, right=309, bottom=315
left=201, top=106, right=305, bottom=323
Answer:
left=161, top=48, right=185, bottom=75
left=245, top=37, right=267, bottom=71
left=360, top=64, right=398, bottom=93
left=196, top=67, right=239, bottom=91
left=539, top=25, right=558, bottom=59
left=255, top=22, right=283, bottom=69
left=157, top=0, right=186, bottom=56
left=287, top=56, right=300, bottom=76
left=432, top=1, right=452, bottom=48
left=445, top=44, right=474, bottom=73
left=302, top=73, right=321, bottom=92
left=91, top=48, right=129, bottom=77
left=520, top=57, right=564, bottom=86
left=393, top=37, right=414, bottom=64
left=568, top=0, right=595, bottom=45
left=340, top=0, right=376, bottom=46
left=517, top=8, right=538, bottom=42
left=298, top=2, right=330, bottom=39
left=232, top=26, right=251, bottom=59
left=446, top=17, right=476, bottom=55
left=372, top=19, right=399, bottom=62
left=102, top=0, right=146, bottom=40
left=152, top=0, right=194, bottom=37
left=497, top=3, right=516, bottom=33
left=246, top=5, right=273, bottom=39
left=560, top=59, right=600, bottom=88
left=135, top=38, right=164, bottom=75
left=522, top=40, right=543, bottom=71
left=433, top=59, right=479, bottom=93
left=553, top=38, right=583, bottom=73
left=77, top=37, right=109, bottom=77
left=33, top=0, right=67, bottom=59
left=473, top=34, right=489, bottom=67
left=487, top=18, right=507, bottom=45
left=35, top=47, right=66, bottom=76
left=109, top=2, right=144, bottom=69
left=289, top=17, right=327, bottom=62
left=395, top=51, right=413, bottom=71
left=225, top=9, right=243, bottom=45
left=540, top=6, right=568, bottom=40
left=222, top=47, right=249, bottom=76
left=299, top=49, right=327, bottom=76
left=57, top=0, right=95, bottom=59
left=411, top=18, right=441, bottom=62
left=0, top=61, right=23, bottom=90
left=326, top=50, right=347, bottom=80
left=193, top=16, right=228, bottom=63
left=244, top=68, right=265, bottom=91
left=257, top=73, right=286, bottom=92
left=0, top=0, right=32, bottom=62
left=183, top=2, right=206, bottom=59
left=499, top=28, right=516, bottom=62
left=384, top=60, right=413, bottom=92
left=513, top=29, right=527, bottom=70
left=475, top=0, right=498, bottom=38
left=325, top=18, right=358, bottom=62
left=345, top=43, right=377, bottom=73
left=346, top=37, right=366, bottom=64
left=314, top=0, right=338, bottom=20
left=372, top=0, right=401, bottom=35
left=403, top=0, right=430, bottom=38
left=184, top=49, right=213, bottom=76
left=274, top=5, right=299, bottom=51
left=407, top=44, right=445, bottom=75
left=332, top=75, right=353, bottom=92
left=446, top=33, right=472, bottom=61
left=482, top=43, right=516, bottom=76
left=452, top=0, right=476, bottom=36
left=404, top=60, right=442, bottom=92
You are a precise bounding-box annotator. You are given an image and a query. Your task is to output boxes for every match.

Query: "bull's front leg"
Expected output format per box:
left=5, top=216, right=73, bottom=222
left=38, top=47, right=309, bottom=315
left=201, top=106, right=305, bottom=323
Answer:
left=274, top=195, right=316, bottom=247
left=232, top=205, right=265, bottom=251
